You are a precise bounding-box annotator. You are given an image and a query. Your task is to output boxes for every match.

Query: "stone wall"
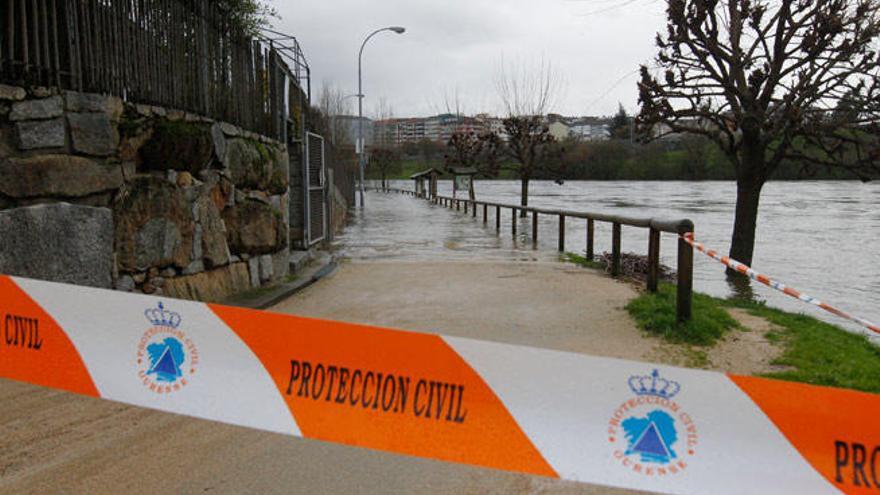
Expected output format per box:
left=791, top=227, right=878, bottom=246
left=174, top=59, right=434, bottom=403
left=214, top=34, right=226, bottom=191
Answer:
left=0, top=84, right=291, bottom=301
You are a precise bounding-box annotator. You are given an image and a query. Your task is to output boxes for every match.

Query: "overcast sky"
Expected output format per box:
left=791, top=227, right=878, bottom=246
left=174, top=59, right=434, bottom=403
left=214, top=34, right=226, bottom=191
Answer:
left=275, top=0, right=666, bottom=119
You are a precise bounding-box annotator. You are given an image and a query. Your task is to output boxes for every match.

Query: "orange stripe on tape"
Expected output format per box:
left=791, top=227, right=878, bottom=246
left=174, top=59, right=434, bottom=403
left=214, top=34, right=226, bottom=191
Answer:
left=730, top=375, right=880, bottom=495
left=209, top=304, right=558, bottom=478
left=783, top=287, right=802, bottom=298
left=0, top=276, right=98, bottom=397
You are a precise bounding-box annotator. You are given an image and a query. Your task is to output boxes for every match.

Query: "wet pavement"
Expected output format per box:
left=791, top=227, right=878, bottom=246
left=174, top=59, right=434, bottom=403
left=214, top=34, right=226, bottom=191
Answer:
left=334, top=190, right=557, bottom=262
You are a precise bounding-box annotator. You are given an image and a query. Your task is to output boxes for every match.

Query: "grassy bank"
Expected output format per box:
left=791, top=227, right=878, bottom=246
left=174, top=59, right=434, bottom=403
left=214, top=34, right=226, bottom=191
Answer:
left=564, top=253, right=880, bottom=394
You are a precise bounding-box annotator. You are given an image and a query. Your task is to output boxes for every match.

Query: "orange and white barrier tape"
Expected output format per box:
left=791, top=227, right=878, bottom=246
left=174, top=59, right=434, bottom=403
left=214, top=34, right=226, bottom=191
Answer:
left=681, top=233, right=880, bottom=336
left=1, top=274, right=879, bottom=494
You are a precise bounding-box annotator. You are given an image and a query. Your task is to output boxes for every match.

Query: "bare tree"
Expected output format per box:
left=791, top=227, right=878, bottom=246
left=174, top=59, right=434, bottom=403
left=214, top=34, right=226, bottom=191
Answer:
left=372, top=97, right=395, bottom=121
left=429, top=85, right=467, bottom=117
left=317, top=82, right=353, bottom=147
left=370, top=97, right=397, bottom=149
left=638, top=0, right=880, bottom=272
left=491, top=56, right=567, bottom=214
left=495, top=56, right=563, bottom=117
left=445, top=131, right=500, bottom=174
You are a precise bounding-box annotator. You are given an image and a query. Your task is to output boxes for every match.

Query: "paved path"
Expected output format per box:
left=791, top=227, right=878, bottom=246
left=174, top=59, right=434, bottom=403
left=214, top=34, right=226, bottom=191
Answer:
left=2, top=191, right=776, bottom=494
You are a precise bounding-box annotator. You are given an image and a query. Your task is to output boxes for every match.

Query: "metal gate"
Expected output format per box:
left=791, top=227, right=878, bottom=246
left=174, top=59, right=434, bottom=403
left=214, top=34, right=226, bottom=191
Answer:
left=305, top=132, right=326, bottom=245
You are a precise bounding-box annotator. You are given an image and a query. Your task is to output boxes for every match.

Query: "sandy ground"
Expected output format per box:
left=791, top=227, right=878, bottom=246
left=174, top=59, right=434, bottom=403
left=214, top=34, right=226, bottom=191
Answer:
left=272, top=260, right=783, bottom=373
left=0, top=260, right=783, bottom=495
left=272, top=261, right=656, bottom=360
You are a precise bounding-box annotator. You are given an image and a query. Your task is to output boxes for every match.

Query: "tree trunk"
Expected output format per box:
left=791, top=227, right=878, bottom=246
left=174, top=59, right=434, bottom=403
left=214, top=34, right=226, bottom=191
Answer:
left=520, top=176, right=529, bottom=217
left=727, top=175, right=764, bottom=274
left=381, top=173, right=386, bottom=190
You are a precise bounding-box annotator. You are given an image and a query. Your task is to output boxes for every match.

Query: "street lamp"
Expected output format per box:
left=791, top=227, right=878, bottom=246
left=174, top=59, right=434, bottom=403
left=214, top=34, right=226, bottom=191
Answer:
left=358, top=26, right=406, bottom=208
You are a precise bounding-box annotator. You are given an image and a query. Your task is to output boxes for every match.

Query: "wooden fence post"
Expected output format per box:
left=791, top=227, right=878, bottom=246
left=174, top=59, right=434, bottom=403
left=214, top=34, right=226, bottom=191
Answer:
left=587, top=219, right=594, bottom=261
left=532, top=211, right=539, bottom=246
left=558, top=214, right=566, bottom=252
left=496, top=206, right=501, bottom=231
left=677, top=228, right=694, bottom=322
left=647, top=228, right=660, bottom=293
left=512, top=208, right=517, bottom=236
left=611, top=223, right=621, bottom=277
left=483, top=203, right=488, bottom=223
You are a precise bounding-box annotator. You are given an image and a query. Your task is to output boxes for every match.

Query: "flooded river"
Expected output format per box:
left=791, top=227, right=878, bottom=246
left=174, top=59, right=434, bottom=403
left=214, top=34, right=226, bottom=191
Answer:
left=349, top=180, right=879, bottom=337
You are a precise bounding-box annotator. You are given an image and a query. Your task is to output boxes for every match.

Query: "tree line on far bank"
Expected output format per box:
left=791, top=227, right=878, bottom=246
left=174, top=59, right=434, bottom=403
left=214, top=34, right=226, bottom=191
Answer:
left=539, top=137, right=870, bottom=182
left=369, top=134, right=869, bottom=183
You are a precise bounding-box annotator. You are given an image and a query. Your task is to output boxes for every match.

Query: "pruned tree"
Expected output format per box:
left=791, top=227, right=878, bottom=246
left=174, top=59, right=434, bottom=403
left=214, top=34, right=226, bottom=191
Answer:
left=481, top=117, right=565, bottom=215
left=493, top=56, right=567, bottom=214
left=637, top=0, right=880, bottom=272
left=445, top=131, right=500, bottom=175
left=368, top=147, right=402, bottom=189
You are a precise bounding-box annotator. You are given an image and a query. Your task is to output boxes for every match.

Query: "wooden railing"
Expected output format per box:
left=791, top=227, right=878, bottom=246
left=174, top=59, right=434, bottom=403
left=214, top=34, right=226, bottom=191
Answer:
left=373, top=186, right=695, bottom=322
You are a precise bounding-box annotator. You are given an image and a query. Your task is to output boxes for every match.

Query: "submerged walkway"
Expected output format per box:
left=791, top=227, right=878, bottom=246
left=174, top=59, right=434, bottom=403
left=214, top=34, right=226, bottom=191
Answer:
left=275, top=191, right=651, bottom=360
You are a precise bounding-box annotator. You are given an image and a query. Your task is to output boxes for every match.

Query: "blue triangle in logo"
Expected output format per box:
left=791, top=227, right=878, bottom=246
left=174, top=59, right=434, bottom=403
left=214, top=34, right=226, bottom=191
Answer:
left=632, top=422, right=671, bottom=459
left=150, top=346, right=180, bottom=377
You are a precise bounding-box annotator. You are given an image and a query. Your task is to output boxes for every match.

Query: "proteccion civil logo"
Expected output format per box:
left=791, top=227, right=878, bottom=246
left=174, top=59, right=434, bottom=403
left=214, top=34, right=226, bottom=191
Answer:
left=137, top=302, right=198, bottom=394
left=607, top=369, right=698, bottom=477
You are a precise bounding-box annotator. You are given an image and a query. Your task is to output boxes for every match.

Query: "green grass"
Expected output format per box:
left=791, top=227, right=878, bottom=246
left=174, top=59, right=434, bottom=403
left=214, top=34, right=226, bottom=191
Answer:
left=626, top=283, right=739, bottom=346
left=722, top=299, right=880, bottom=393
left=563, top=253, right=880, bottom=393
left=561, top=252, right=606, bottom=270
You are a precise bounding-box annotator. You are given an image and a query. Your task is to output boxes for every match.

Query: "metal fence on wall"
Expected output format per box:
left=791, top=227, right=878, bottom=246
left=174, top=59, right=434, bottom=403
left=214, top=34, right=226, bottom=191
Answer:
left=327, top=146, right=357, bottom=208
left=0, top=0, right=309, bottom=140
left=305, top=132, right=325, bottom=245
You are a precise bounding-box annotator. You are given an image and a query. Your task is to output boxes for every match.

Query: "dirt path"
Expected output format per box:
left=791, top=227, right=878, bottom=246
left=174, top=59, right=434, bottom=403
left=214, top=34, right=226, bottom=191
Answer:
left=272, top=260, right=657, bottom=360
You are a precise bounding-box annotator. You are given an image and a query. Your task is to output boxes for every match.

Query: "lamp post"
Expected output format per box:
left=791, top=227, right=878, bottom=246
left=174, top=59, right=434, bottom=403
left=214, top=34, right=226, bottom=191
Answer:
left=358, top=26, right=406, bottom=208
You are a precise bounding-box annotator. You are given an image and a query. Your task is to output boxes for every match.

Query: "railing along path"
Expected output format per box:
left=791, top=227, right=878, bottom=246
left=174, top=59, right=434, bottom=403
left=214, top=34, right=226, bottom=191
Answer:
left=372, top=186, right=695, bottom=322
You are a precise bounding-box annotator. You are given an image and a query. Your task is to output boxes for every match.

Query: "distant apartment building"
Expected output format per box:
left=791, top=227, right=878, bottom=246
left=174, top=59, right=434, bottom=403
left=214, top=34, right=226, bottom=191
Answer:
left=547, top=121, right=571, bottom=141
left=644, top=117, right=720, bottom=141
left=370, top=113, right=617, bottom=147
left=570, top=120, right=611, bottom=141
left=374, top=114, right=491, bottom=147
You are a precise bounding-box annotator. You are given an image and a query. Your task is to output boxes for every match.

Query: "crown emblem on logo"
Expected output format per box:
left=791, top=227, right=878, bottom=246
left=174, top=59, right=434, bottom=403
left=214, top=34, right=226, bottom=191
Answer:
left=144, top=302, right=182, bottom=329
left=628, top=369, right=681, bottom=399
